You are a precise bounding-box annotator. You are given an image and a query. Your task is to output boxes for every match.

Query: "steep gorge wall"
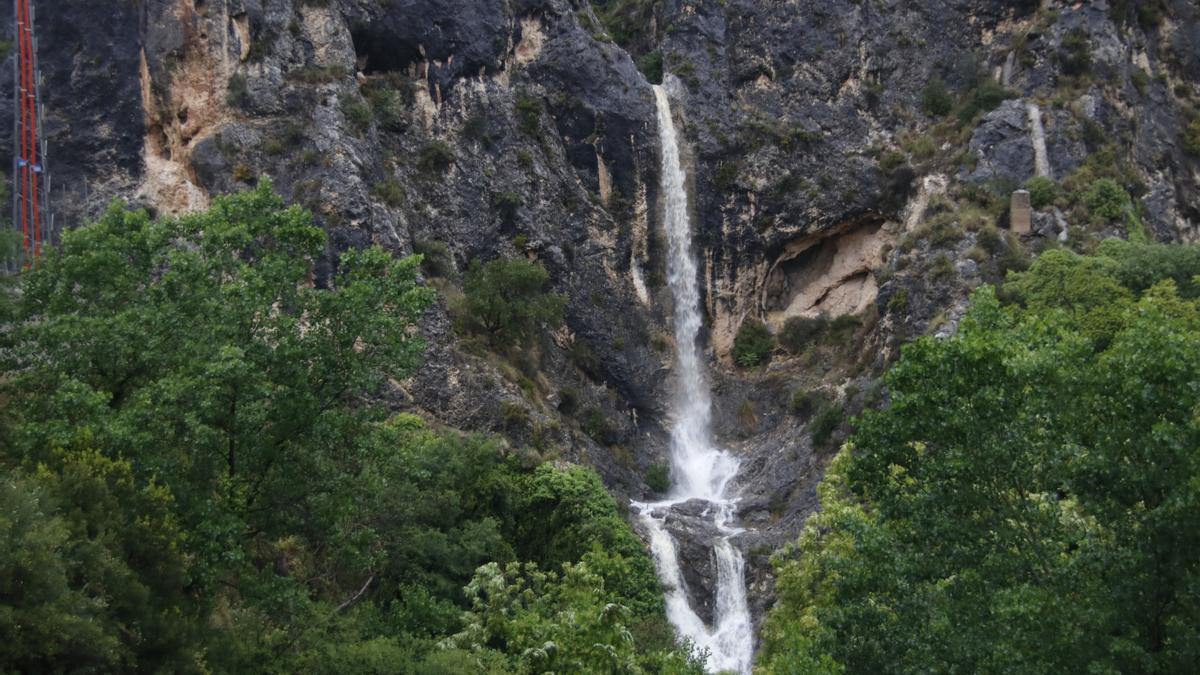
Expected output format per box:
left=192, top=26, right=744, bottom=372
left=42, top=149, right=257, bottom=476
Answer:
left=5, top=0, right=1200, bottom=629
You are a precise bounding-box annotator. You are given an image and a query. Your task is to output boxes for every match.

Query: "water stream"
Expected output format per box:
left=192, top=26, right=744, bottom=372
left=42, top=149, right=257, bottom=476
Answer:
left=631, top=84, right=754, bottom=674
left=1028, top=102, right=1052, bottom=179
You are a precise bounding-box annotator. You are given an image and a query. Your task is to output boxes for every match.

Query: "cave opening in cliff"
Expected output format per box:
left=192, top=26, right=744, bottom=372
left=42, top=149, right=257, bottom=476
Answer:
left=350, top=24, right=421, bottom=75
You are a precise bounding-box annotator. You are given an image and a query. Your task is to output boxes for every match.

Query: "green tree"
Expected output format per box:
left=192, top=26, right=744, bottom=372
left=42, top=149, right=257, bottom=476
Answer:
left=459, top=257, right=565, bottom=348
left=760, top=242, right=1200, bottom=673
left=448, top=561, right=705, bottom=675
left=1084, top=177, right=1131, bottom=224
left=1, top=181, right=435, bottom=669
left=0, top=183, right=689, bottom=672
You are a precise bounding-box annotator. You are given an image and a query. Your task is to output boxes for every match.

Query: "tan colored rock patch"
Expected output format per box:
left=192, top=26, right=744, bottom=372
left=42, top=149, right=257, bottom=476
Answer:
left=762, top=218, right=894, bottom=329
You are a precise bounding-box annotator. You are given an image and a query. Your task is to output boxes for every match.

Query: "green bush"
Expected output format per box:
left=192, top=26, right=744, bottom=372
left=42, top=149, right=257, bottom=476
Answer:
left=790, top=390, right=822, bottom=418
left=809, top=401, right=844, bottom=449
left=515, top=94, right=542, bottom=135
left=226, top=73, right=250, bottom=108
left=732, top=319, right=775, bottom=368
left=921, top=77, right=953, bottom=117
left=878, top=150, right=907, bottom=172
left=760, top=276, right=1200, bottom=673
left=1025, top=176, right=1060, bottom=209
left=779, top=316, right=828, bottom=354
left=1059, top=29, right=1092, bottom=76
left=367, top=87, right=405, bottom=132
left=1183, top=117, right=1200, bottom=156
left=1084, top=178, right=1131, bottom=224
left=412, top=239, right=454, bottom=278
left=418, top=141, right=455, bottom=172
left=459, top=258, right=564, bottom=348
left=581, top=407, right=618, bottom=446
left=645, top=464, right=670, bottom=493
left=956, top=78, right=1016, bottom=123
left=501, top=400, right=530, bottom=430
left=636, top=50, right=664, bottom=84
left=340, top=95, right=372, bottom=134
left=0, top=183, right=689, bottom=673
left=496, top=191, right=523, bottom=226
left=371, top=178, right=405, bottom=207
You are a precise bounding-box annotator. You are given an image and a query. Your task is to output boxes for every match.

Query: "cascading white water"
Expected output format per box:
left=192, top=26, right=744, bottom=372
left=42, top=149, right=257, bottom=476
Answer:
left=631, top=83, right=753, bottom=674
left=1028, top=102, right=1052, bottom=179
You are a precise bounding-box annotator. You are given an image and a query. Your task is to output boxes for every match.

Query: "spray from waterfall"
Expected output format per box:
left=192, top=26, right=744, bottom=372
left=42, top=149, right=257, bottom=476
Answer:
left=632, top=83, right=754, bottom=675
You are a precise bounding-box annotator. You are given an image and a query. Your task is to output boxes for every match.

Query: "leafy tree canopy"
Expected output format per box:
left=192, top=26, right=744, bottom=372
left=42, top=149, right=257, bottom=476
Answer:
left=760, top=239, right=1200, bottom=674
left=0, top=183, right=687, bottom=673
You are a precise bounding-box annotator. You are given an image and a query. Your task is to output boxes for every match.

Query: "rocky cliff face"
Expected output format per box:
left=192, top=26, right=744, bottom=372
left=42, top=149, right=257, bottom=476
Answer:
left=8, top=0, right=1199, bottom=635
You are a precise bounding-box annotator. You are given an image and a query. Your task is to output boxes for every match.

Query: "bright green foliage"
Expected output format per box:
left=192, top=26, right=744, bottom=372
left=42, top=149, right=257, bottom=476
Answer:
left=1084, top=177, right=1131, bottom=224
left=459, top=257, right=565, bottom=348
left=1024, top=175, right=1059, bottom=209
left=0, top=184, right=678, bottom=672
left=449, top=561, right=705, bottom=675
left=1003, top=248, right=1133, bottom=346
left=760, top=241, right=1200, bottom=674
left=733, top=319, right=775, bottom=367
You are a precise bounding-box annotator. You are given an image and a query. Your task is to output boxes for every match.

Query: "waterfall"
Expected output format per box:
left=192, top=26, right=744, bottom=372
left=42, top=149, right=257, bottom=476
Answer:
left=631, top=83, right=754, bottom=674
left=1028, top=102, right=1052, bottom=179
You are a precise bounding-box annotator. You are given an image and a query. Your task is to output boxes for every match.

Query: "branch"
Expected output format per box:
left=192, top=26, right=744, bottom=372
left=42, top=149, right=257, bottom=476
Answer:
left=334, top=574, right=375, bottom=614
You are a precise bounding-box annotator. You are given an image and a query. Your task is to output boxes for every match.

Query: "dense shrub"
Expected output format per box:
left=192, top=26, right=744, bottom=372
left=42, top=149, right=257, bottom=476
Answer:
left=1025, top=175, right=1060, bottom=209
left=809, top=401, right=844, bottom=449
left=732, top=319, right=775, bottom=367
left=340, top=95, right=372, bottom=134
left=1059, top=28, right=1092, bottom=76
left=645, top=464, right=670, bottom=493
left=760, top=254, right=1200, bottom=673
left=636, top=50, right=664, bottom=84
left=495, top=191, right=523, bottom=226
left=418, top=140, right=455, bottom=171
left=515, top=94, right=542, bottom=135
left=371, top=177, right=405, bottom=207
left=412, top=239, right=454, bottom=278
left=459, top=258, right=565, bottom=348
left=921, top=77, right=953, bottom=117
left=1084, top=178, right=1131, bottom=224
left=956, top=78, right=1016, bottom=122
left=366, top=87, right=405, bottom=132
left=0, top=183, right=685, bottom=672
left=779, top=315, right=828, bottom=353
left=789, top=390, right=822, bottom=418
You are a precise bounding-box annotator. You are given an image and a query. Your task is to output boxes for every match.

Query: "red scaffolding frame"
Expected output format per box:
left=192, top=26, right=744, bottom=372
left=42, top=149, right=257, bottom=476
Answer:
left=12, top=0, right=48, bottom=268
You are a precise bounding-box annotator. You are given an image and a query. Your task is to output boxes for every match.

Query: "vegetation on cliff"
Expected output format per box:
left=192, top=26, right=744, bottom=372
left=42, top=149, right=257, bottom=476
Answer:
left=0, top=184, right=698, bottom=673
left=759, top=241, right=1200, bottom=673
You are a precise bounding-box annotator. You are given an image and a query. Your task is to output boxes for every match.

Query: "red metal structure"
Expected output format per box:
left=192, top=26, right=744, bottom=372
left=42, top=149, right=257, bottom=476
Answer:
left=12, top=0, right=48, bottom=267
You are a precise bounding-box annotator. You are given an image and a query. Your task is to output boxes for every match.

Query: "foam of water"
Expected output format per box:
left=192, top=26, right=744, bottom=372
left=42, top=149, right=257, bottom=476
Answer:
left=632, top=83, right=753, bottom=675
